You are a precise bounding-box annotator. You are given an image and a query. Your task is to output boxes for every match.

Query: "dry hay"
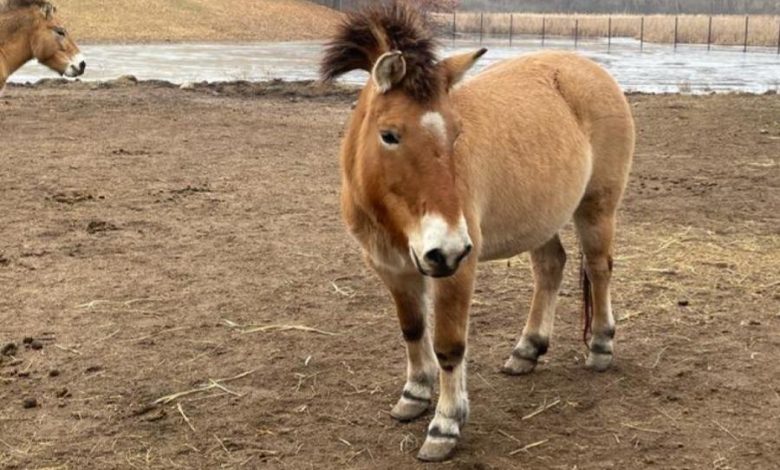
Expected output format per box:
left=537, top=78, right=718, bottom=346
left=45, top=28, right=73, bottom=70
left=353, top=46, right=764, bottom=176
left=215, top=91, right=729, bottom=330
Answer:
left=52, top=0, right=342, bottom=43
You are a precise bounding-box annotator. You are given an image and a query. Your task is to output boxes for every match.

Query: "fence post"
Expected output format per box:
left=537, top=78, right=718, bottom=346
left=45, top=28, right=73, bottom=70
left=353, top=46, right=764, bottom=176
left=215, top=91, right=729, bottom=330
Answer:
left=707, top=16, right=712, bottom=51
left=674, top=16, right=678, bottom=50
left=640, top=16, right=644, bottom=52
left=542, top=17, right=546, bottom=47
left=452, top=10, right=456, bottom=44
left=479, top=12, right=484, bottom=45
left=743, top=16, right=749, bottom=53
left=509, top=14, right=514, bottom=47
left=608, top=16, right=612, bottom=51
left=777, top=20, right=780, bottom=54
left=574, top=19, right=579, bottom=49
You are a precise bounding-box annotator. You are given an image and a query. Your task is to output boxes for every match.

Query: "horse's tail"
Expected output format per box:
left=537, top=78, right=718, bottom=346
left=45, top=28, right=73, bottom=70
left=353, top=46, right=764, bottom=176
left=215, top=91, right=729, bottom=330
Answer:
left=580, top=254, right=593, bottom=347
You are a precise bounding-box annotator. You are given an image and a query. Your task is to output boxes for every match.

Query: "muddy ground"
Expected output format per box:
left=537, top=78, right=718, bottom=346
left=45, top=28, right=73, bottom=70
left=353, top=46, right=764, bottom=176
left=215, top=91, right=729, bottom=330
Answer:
left=0, top=82, right=778, bottom=469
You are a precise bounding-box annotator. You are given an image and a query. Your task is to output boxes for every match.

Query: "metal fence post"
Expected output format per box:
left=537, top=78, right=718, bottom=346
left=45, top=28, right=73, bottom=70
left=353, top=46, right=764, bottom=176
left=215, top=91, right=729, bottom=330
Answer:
left=674, top=16, right=678, bottom=51
left=452, top=10, right=456, bottom=44
left=743, top=16, right=749, bottom=53
left=574, top=19, right=579, bottom=49
left=707, top=16, right=712, bottom=51
left=640, top=16, right=644, bottom=52
left=479, top=12, right=484, bottom=45
left=608, top=16, right=612, bottom=51
left=509, top=13, right=513, bottom=47
left=542, top=17, right=546, bottom=47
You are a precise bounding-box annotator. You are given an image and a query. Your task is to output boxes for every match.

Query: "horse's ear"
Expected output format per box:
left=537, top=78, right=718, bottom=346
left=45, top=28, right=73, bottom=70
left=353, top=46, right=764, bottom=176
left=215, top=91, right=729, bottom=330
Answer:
left=41, top=3, right=55, bottom=19
left=440, top=48, right=487, bottom=90
left=372, top=51, right=406, bottom=94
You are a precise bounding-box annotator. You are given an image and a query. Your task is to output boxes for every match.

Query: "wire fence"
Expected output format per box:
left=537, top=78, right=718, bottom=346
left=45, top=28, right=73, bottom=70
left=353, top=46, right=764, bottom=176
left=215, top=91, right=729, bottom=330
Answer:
left=440, top=12, right=780, bottom=53
left=310, top=1, right=780, bottom=53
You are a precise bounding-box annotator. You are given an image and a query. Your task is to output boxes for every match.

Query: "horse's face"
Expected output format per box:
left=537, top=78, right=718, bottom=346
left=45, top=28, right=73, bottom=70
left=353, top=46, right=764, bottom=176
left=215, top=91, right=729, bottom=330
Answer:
left=30, top=4, right=85, bottom=77
left=355, top=50, right=485, bottom=277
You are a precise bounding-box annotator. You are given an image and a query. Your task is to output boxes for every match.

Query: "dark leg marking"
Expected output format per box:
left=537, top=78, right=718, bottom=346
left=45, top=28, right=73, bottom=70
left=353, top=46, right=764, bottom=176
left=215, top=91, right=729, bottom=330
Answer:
left=512, top=333, right=549, bottom=362
left=435, top=343, right=465, bottom=371
left=427, top=426, right=459, bottom=440
left=590, top=341, right=613, bottom=356
left=401, top=319, right=425, bottom=342
left=402, top=390, right=431, bottom=403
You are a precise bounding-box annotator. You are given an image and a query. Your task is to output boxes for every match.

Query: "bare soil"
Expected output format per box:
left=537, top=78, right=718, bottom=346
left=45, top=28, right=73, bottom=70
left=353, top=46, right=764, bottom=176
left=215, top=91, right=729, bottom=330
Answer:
left=0, top=82, right=778, bottom=469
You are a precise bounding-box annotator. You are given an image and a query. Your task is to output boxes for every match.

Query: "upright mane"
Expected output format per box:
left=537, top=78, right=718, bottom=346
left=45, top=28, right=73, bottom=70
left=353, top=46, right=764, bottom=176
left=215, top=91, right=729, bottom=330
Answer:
left=0, top=0, right=54, bottom=14
left=320, top=1, right=439, bottom=103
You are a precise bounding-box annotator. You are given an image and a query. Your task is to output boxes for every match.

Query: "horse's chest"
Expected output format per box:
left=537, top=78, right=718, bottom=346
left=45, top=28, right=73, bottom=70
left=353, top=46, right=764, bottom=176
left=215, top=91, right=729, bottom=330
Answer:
left=347, top=218, right=415, bottom=275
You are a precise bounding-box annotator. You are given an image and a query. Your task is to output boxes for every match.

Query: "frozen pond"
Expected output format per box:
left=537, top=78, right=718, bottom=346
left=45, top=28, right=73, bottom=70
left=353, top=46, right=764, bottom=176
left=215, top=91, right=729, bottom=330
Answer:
left=11, top=37, right=780, bottom=94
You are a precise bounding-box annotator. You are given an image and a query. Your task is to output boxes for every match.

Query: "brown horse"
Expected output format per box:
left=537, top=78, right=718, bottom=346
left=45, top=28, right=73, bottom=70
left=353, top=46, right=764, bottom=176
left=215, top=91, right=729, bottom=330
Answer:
left=0, top=0, right=85, bottom=91
left=321, top=2, right=634, bottom=462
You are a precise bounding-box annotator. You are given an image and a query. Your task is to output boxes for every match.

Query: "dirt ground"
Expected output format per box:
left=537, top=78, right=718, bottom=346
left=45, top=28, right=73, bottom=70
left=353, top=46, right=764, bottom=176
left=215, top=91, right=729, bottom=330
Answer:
left=0, top=82, right=778, bottom=469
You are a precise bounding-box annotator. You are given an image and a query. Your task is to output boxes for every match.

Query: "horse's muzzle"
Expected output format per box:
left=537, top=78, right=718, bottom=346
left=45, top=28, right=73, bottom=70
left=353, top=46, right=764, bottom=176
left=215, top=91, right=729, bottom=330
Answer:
left=413, top=244, right=472, bottom=278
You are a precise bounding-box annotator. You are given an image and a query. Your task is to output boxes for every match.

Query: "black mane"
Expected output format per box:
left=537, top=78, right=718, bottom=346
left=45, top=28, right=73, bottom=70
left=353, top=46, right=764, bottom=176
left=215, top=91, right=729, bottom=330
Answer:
left=0, top=0, right=54, bottom=13
left=320, top=1, right=440, bottom=103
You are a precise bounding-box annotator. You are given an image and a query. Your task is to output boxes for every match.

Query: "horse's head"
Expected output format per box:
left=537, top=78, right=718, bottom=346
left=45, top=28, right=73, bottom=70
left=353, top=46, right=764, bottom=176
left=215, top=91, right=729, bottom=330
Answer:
left=26, top=1, right=85, bottom=77
left=322, top=3, right=485, bottom=277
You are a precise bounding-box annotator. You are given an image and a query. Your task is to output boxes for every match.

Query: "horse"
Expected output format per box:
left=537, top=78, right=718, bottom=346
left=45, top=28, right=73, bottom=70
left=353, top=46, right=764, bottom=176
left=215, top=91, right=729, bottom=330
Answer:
left=320, top=2, right=635, bottom=462
left=0, top=0, right=85, bottom=92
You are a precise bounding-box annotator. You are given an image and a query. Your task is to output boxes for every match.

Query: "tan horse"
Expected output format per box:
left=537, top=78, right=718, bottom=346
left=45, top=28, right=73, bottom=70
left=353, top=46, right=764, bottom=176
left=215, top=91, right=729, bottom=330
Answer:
left=0, top=0, right=85, bottom=91
left=321, top=2, right=634, bottom=462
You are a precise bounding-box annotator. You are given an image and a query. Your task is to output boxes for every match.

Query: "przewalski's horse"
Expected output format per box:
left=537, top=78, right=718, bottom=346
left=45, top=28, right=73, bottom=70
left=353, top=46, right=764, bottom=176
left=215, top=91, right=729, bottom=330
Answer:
left=321, top=3, right=634, bottom=462
left=0, top=0, right=85, bottom=90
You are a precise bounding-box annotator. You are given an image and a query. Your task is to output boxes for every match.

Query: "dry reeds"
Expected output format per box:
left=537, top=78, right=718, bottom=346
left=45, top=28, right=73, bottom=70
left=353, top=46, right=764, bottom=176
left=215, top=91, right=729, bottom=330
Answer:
left=437, top=13, right=780, bottom=47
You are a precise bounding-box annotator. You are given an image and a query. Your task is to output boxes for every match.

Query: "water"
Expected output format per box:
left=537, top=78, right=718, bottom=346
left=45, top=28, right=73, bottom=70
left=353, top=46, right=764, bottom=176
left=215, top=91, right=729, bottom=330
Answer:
left=10, top=37, right=780, bottom=94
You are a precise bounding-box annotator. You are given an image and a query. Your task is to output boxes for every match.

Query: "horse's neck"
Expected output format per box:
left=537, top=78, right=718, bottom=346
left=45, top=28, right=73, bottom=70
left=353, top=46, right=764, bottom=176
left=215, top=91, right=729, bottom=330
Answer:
left=0, top=15, right=34, bottom=83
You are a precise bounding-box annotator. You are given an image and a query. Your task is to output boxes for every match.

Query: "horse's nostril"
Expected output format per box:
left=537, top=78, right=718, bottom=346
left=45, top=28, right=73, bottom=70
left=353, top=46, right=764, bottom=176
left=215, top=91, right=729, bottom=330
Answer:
left=79, top=61, right=86, bottom=72
left=423, top=248, right=447, bottom=268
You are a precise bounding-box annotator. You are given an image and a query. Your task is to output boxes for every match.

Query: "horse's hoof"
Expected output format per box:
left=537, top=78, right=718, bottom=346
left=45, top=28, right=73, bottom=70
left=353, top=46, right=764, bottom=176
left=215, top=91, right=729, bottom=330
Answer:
left=416, top=436, right=458, bottom=462
left=585, top=352, right=613, bottom=371
left=390, top=397, right=430, bottom=422
left=501, top=355, right=536, bottom=375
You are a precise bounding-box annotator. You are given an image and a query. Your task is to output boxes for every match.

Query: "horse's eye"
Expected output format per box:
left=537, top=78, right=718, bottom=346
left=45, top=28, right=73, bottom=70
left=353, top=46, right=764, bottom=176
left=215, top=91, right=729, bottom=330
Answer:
left=54, top=27, right=66, bottom=37
left=380, top=131, right=400, bottom=146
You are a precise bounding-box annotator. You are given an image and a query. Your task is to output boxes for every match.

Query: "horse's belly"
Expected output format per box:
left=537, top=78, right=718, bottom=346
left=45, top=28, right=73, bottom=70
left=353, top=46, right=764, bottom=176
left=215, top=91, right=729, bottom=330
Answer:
left=478, top=207, right=574, bottom=261
left=474, top=152, right=591, bottom=262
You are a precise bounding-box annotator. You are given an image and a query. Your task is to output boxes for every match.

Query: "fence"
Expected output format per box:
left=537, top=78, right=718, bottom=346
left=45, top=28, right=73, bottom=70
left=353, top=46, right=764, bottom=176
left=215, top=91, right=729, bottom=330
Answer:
left=310, top=1, right=780, bottom=53
left=442, top=13, right=780, bottom=53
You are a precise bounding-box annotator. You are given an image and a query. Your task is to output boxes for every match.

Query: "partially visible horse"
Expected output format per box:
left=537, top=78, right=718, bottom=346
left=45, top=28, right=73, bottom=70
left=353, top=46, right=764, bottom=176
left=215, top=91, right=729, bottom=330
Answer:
left=0, top=0, right=85, bottom=91
left=321, top=2, right=635, bottom=462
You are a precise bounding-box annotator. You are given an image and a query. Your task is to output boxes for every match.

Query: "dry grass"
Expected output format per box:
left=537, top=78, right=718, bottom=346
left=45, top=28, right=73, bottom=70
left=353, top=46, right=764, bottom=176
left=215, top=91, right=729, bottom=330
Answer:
left=52, top=0, right=342, bottom=43
left=438, top=13, right=780, bottom=47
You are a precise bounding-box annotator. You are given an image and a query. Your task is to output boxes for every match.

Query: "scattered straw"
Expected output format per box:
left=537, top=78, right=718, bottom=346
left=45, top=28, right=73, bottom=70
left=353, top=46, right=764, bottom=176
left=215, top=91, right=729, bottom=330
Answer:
left=154, top=369, right=258, bottom=405
left=522, top=398, right=561, bottom=421
left=712, top=419, right=739, bottom=441
left=622, top=422, right=664, bottom=434
left=223, top=319, right=338, bottom=336
left=53, top=344, right=81, bottom=355
left=509, top=438, right=550, bottom=456
left=176, top=403, right=196, bottom=432
left=125, top=327, right=190, bottom=343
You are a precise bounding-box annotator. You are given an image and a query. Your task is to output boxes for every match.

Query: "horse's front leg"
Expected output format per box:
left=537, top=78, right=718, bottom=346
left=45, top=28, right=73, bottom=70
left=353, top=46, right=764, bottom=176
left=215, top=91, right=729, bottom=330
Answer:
left=375, top=268, right=438, bottom=422
left=417, top=260, right=476, bottom=462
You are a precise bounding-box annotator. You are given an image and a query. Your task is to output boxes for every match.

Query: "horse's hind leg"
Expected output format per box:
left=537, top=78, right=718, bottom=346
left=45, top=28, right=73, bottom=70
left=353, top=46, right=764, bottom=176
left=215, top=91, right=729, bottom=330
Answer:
left=501, top=234, right=566, bottom=375
left=574, top=196, right=619, bottom=372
